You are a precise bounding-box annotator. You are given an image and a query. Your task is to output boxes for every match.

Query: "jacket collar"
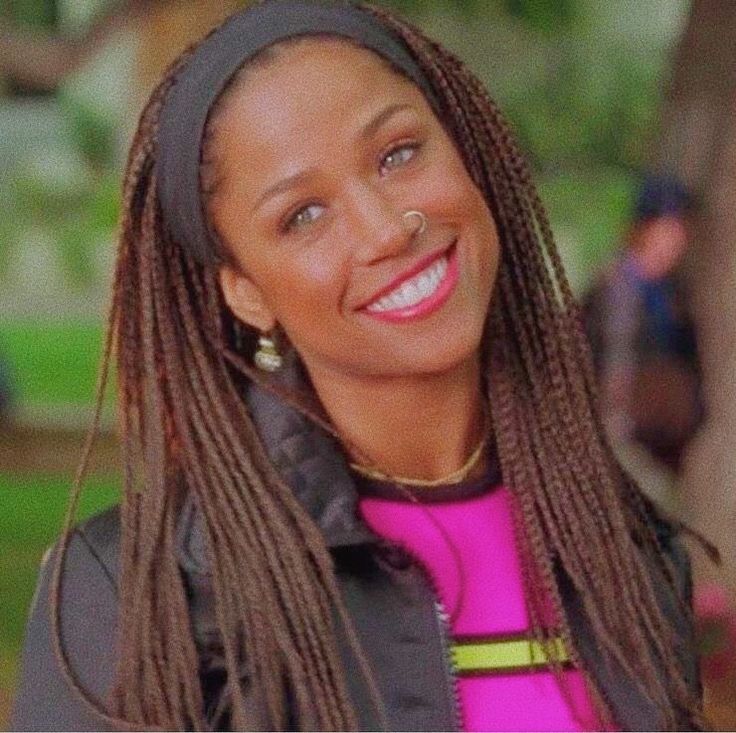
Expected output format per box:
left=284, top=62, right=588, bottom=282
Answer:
left=245, top=360, right=376, bottom=548
left=176, top=356, right=375, bottom=578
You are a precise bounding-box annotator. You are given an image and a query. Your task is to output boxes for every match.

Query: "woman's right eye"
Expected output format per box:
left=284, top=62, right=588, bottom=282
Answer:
left=283, top=203, right=325, bottom=233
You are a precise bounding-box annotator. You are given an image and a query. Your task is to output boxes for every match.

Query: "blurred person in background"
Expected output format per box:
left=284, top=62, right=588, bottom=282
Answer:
left=583, top=174, right=703, bottom=480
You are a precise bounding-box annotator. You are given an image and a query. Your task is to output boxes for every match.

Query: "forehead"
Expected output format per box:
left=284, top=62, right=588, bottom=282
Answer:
left=213, top=37, right=433, bottom=153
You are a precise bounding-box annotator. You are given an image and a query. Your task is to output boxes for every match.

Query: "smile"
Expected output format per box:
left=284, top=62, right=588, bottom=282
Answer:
left=362, top=243, right=459, bottom=323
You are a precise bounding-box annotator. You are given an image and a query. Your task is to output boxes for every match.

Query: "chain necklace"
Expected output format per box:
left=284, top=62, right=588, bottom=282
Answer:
left=349, top=417, right=490, bottom=488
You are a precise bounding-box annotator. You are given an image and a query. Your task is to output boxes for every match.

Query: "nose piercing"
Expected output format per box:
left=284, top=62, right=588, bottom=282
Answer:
left=403, top=210, right=428, bottom=236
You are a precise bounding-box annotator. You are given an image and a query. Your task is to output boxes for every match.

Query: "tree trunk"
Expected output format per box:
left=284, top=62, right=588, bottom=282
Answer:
left=655, top=8, right=736, bottom=725
left=657, top=0, right=736, bottom=591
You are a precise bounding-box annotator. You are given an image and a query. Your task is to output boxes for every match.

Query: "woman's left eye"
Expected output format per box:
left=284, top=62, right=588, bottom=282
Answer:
left=380, top=143, right=419, bottom=174
left=283, top=203, right=325, bottom=233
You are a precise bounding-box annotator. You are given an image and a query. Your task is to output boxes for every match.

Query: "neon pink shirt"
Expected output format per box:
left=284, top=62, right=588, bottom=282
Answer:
left=359, top=481, right=604, bottom=731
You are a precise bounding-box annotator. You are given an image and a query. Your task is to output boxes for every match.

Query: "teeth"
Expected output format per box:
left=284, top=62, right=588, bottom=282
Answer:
left=366, top=256, right=448, bottom=313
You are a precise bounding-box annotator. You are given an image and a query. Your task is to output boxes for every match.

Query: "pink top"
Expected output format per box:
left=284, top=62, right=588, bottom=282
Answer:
left=359, top=483, right=604, bottom=732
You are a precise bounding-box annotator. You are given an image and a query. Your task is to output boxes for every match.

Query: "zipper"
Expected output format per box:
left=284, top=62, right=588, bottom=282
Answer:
left=379, top=541, right=463, bottom=731
left=434, top=598, right=464, bottom=732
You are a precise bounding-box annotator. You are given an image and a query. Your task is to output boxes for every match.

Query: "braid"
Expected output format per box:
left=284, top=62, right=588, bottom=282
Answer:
left=50, top=3, right=706, bottom=731
left=109, top=119, right=368, bottom=728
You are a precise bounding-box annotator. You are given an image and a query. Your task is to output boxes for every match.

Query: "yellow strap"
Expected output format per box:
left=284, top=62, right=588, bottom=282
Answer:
left=452, top=636, right=569, bottom=674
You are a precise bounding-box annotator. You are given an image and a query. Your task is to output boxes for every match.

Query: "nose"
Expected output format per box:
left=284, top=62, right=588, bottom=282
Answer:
left=347, top=184, right=421, bottom=265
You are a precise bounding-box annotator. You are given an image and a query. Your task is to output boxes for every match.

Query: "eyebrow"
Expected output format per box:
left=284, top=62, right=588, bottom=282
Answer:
left=359, top=102, right=414, bottom=142
left=253, top=102, right=415, bottom=212
left=253, top=169, right=316, bottom=213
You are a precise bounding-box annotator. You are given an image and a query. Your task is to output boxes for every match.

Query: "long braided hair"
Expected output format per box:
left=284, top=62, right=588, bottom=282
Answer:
left=51, top=2, right=708, bottom=730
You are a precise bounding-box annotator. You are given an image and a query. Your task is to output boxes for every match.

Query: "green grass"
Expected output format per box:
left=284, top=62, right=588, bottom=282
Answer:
left=0, top=474, right=119, bottom=705
left=0, top=322, right=110, bottom=408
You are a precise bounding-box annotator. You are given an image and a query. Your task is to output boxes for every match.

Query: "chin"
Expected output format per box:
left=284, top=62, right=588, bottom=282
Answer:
left=371, top=329, right=484, bottom=378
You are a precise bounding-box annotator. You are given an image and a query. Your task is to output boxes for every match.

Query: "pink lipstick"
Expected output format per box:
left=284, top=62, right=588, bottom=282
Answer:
left=361, top=244, right=459, bottom=324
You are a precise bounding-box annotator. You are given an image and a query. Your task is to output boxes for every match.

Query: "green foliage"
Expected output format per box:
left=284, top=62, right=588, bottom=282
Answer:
left=503, top=0, right=578, bottom=34
left=60, top=92, right=118, bottom=170
left=0, top=0, right=57, bottom=29
left=0, top=162, right=118, bottom=288
left=0, top=0, right=127, bottom=286
left=0, top=322, right=111, bottom=407
left=502, top=37, right=663, bottom=172
left=539, top=169, right=633, bottom=291
left=381, top=0, right=484, bottom=18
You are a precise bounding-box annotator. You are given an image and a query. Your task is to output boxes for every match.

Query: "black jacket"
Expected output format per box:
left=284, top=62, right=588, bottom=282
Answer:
left=11, top=375, right=702, bottom=731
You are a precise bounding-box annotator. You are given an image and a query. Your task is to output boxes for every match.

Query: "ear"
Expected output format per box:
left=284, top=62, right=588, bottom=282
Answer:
left=218, top=266, right=277, bottom=333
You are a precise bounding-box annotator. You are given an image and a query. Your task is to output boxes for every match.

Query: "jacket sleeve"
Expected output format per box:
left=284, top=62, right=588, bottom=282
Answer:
left=10, top=511, right=121, bottom=732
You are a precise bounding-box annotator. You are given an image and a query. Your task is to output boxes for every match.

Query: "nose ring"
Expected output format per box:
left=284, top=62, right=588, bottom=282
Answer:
left=403, top=210, right=428, bottom=236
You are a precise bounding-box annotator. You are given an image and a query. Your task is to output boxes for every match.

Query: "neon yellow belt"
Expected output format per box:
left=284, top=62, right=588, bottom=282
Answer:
left=451, top=634, right=570, bottom=676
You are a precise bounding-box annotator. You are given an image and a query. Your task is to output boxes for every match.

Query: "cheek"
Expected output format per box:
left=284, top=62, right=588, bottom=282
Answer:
left=444, top=166, right=499, bottom=255
left=424, top=147, right=474, bottom=203
left=257, top=248, right=348, bottom=320
left=426, top=145, right=491, bottom=229
left=422, top=148, right=499, bottom=275
left=461, top=187, right=501, bottom=291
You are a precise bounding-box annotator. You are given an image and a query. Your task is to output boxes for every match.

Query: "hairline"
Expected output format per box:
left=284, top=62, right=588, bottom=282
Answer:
left=200, top=33, right=451, bottom=267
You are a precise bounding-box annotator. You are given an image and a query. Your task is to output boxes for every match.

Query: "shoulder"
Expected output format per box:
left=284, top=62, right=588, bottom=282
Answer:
left=11, top=506, right=122, bottom=731
left=72, top=505, right=121, bottom=584
left=39, top=504, right=122, bottom=617
left=41, top=505, right=122, bottom=609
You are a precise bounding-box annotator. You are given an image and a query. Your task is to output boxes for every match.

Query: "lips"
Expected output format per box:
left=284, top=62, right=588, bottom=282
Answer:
left=365, top=255, right=448, bottom=312
left=359, top=242, right=459, bottom=323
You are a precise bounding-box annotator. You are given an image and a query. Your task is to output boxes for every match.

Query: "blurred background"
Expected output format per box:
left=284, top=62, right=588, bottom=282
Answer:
left=1, top=0, right=735, bottom=728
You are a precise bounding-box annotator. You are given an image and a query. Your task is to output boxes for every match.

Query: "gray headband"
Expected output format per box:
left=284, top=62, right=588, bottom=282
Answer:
left=156, top=0, right=440, bottom=265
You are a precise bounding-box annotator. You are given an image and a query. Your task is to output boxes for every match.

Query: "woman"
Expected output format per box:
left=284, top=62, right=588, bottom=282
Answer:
left=12, top=1, right=709, bottom=730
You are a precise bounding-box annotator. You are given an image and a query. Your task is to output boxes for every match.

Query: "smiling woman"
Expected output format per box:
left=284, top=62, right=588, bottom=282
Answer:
left=10, top=2, right=709, bottom=732
left=210, top=37, right=499, bottom=470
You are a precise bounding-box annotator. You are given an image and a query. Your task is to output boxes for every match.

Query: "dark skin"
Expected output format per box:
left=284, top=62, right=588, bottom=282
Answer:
left=212, top=39, right=501, bottom=481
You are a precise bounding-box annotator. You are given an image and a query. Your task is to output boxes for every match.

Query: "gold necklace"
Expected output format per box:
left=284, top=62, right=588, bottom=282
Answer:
left=349, top=424, right=490, bottom=488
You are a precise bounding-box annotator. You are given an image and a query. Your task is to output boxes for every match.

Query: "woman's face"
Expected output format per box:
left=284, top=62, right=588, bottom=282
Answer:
left=210, top=38, right=500, bottom=380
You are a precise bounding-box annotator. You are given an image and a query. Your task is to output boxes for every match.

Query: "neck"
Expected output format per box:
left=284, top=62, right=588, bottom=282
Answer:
left=304, top=354, right=487, bottom=482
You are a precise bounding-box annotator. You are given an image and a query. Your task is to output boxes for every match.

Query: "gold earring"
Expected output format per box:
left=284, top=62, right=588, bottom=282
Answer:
left=254, top=332, right=283, bottom=372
